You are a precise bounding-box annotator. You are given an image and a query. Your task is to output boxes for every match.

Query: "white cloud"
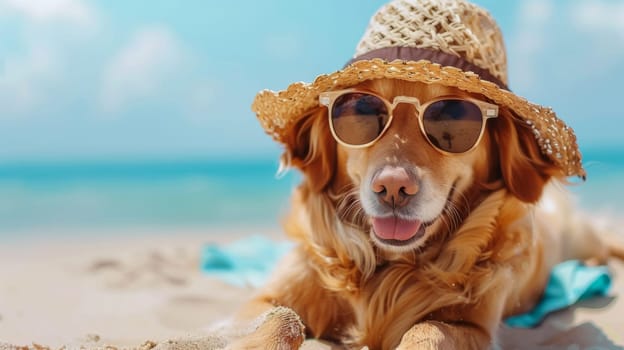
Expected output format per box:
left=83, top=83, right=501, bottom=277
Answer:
left=508, top=0, right=553, bottom=90
left=99, top=27, right=186, bottom=115
left=566, top=0, right=624, bottom=77
left=0, top=0, right=96, bottom=26
left=507, top=0, right=624, bottom=88
left=0, top=43, right=61, bottom=116
left=0, top=0, right=99, bottom=118
left=571, top=0, right=624, bottom=39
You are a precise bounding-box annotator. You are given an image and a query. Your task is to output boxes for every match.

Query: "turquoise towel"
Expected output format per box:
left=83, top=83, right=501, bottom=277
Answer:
left=200, top=235, right=293, bottom=288
left=505, top=260, right=612, bottom=328
left=201, top=238, right=612, bottom=327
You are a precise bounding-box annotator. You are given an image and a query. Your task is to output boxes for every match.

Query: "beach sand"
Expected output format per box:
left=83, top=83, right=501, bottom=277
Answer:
left=0, top=226, right=622, bottom=350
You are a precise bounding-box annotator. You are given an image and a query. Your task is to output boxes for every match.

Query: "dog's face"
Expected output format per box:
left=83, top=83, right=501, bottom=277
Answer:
left=334, top=80, right=492, bottom=252
left=283, top=79, right=559, bottom=254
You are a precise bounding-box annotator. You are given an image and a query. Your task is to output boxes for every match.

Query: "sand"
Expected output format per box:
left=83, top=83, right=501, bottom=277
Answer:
left=0, top=226, right=622, bottom=350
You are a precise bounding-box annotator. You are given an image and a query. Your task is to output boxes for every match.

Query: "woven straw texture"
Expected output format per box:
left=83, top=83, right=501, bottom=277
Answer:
left=252, top=0, right=585, bottom=178
left=355, top=0, right=507, bottom=84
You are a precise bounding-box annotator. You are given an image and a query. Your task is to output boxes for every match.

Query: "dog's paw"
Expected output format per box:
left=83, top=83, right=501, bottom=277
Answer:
left=226, top=306, right=305, bottom=350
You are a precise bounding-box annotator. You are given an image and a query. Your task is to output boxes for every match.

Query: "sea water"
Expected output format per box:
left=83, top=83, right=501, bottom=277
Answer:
left=0, top=149, right=621, bottom=237
left=0, top=158, right=298, bottom=236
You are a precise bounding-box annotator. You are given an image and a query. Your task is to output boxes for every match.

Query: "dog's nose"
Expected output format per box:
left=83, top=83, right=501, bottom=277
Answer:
left=371, top=166, right=419, bottom=208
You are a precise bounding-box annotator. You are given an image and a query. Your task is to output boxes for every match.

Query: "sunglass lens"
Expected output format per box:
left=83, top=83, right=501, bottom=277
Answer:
left=331, top=93, right=389, bottom=146
left=422, top=100, right=484, bottom=153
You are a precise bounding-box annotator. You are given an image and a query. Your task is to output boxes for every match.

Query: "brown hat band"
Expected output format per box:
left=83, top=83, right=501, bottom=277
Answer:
left=346, top=47, right=509, bottom=91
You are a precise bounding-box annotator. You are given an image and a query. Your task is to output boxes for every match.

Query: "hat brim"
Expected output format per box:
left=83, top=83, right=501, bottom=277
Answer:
left=252, top=58, right=584, bottom=178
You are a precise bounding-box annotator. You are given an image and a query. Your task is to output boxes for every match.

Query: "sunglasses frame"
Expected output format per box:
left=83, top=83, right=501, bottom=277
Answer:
left=319, top=88, right=499, bottom=155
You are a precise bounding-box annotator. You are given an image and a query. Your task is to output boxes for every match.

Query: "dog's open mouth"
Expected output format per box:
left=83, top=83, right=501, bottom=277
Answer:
left=369, top=181, right=457, bottom=247
left=371, top=216, right=429, bottom=246
left=371, top=217, right=425, bottom=241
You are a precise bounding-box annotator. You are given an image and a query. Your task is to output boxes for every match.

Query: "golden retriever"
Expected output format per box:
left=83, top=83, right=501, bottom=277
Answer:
left=227, top=79, right=622, bottom=350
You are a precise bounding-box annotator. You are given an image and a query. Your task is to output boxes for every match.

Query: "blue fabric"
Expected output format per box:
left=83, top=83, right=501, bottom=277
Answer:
left=200, top=235, right=293, bottom=288
left=200, top=238, right=612, bottom=327
left=505, top=260, right=612, bottom=328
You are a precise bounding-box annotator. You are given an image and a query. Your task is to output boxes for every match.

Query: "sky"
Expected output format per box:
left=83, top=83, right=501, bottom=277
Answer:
left=1, top=0, right=623, bottom=162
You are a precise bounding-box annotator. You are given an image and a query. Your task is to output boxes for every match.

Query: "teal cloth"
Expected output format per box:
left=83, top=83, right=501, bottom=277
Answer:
left=201, top=238, right=612, bottom=327
left=505, top=260, right=612, bottom=328
left=200, top=235, right=293, bottom=288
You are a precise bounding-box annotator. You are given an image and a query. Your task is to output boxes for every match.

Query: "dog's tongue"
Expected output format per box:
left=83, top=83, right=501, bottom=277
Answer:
left=371, top=216, right=422, bottom=241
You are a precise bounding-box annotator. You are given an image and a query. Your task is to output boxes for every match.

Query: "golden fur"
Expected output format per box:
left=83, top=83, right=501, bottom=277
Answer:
left=228, top=80, right=620, bottom=350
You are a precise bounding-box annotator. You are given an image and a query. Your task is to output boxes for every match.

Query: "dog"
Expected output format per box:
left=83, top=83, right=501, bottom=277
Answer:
left=225, top=79, right=623, bottom=350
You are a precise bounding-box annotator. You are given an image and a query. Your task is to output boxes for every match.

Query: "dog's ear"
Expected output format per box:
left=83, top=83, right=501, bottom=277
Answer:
left=492, top=110, right=564, bottom=203
left=280, top=109, right=336, bottom=192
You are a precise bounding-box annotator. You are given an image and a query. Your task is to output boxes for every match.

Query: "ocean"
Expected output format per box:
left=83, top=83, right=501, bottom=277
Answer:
left=0, top=149, right=622, bottom=237
left=0, top=158, right=298, bottom=235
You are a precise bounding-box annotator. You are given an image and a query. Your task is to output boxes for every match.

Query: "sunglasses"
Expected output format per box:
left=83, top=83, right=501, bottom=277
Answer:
left=319, top=89, right=499, bottom=154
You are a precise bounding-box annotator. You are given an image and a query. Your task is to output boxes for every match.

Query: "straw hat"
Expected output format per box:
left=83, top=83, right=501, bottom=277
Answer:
left=252, top=0, right=585, bottom=178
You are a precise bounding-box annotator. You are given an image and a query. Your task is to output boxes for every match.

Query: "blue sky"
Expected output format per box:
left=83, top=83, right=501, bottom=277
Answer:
left=1, top=0, right=623, bottom=162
